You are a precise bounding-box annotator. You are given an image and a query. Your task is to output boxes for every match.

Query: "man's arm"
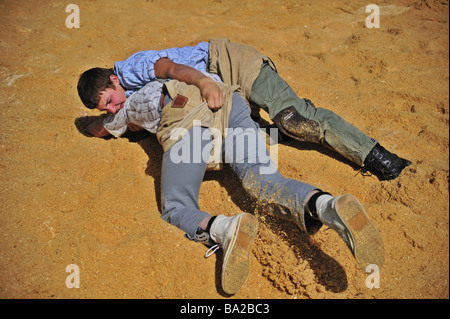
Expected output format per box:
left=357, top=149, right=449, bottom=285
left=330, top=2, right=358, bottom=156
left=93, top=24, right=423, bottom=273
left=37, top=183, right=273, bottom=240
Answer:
left=154, top=58, right=224, bottom=110
left=114, top=42, right=210, bottom=91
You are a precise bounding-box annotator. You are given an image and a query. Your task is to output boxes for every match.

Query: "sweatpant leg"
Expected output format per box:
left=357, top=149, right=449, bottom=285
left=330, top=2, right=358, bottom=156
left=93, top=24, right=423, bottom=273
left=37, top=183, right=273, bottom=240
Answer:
left=249, top=63, right=377, bottom=166
left=160, top=126, right=213, bottom=237
left=225, top=92, right=321, bottom=232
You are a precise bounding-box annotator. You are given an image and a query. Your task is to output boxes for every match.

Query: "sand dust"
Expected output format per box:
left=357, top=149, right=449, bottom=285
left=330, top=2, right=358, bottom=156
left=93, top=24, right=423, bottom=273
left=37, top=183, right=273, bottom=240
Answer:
left=0, top=0, right=448, bottom=299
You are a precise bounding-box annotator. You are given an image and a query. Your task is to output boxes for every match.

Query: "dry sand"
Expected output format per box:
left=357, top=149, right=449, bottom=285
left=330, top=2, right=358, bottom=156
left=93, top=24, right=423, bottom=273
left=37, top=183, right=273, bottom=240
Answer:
left=0, top=0, right=448, bottom=299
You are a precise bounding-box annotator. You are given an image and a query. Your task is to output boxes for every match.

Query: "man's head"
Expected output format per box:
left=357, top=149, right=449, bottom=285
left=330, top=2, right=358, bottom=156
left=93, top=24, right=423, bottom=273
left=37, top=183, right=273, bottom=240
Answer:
left=77, top=68, right=126, bottom=114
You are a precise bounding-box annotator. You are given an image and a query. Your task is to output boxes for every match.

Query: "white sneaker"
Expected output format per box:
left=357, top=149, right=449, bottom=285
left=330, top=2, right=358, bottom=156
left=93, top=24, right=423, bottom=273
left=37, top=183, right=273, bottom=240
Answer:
left=209, top=213, right=259, bottom=295
left=320, top=194, right=385, bottom=270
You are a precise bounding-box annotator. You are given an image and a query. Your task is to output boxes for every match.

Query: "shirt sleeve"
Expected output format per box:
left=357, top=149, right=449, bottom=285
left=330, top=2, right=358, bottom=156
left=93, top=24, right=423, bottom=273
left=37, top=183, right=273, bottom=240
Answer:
left=102, top=108, right=128, bottom=138
left=114, top=42, right=210, bottom=92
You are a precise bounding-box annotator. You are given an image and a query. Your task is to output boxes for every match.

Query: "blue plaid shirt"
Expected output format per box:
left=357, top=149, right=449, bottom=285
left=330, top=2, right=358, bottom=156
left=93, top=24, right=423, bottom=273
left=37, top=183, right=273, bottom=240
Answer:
left=114, top=42, right=210, bottom=97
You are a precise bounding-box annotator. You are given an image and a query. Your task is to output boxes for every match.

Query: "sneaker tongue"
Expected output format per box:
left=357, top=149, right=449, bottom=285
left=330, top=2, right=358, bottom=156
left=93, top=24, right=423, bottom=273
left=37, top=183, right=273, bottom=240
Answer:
left=209, top=215, right=239, bottom=249
left=315, top=194, right=335, bottom=225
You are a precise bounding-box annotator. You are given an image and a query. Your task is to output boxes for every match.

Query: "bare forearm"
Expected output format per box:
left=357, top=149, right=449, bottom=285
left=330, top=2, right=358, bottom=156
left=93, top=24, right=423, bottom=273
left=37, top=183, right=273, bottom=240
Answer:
left=166, top=62, right=210, bottom=86
left=154, top=58, right=224, bottom=109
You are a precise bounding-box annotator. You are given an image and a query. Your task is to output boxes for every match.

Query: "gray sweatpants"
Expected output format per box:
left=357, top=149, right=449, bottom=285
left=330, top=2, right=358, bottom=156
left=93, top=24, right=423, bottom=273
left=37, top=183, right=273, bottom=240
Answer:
left=160, top=93, right=319, bottom=238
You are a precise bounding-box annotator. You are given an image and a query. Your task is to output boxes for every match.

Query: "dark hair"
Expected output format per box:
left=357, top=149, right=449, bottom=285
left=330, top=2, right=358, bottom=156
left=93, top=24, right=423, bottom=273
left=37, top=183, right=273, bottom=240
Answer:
left=77, top=68, right=116, bottom=109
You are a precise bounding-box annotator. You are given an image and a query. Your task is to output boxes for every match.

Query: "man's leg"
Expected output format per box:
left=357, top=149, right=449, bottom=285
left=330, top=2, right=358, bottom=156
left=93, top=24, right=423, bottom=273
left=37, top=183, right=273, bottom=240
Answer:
left=250, top=63, right=410, bottom=180
left=225, top=92, right=319, bottom=232
left=225, top=92, right=385, bottom=270
left=160, top=128, right=212, bottom=238
left=161, top=123, right=260, bottom=295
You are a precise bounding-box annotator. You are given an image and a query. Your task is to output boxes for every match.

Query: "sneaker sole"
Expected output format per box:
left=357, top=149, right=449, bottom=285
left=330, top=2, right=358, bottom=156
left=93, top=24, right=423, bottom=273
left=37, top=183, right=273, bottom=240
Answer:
left=334, top=195, right=385, bottom=270
left=222, top=213, right=259, bottom=295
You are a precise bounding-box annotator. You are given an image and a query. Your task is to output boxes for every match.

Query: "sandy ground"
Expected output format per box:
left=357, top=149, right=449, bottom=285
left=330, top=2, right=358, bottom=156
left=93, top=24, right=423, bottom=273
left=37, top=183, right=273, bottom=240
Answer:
left=0, top=0, right=448, bottom=300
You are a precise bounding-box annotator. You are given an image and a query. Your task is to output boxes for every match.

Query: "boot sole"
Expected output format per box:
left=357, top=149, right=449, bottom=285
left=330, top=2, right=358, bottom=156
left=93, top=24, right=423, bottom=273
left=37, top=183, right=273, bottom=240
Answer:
left=222, top=213, right=259, bottom=295
left=334, top=195, right=385, bottom=270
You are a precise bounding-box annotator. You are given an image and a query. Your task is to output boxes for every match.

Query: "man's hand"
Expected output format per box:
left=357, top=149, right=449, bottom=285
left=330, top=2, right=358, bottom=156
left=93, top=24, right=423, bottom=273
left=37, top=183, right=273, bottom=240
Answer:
left=155, top=58, right=224, bottom=111
left=198, top=77, right=224, bottom=111
left=83, top=116, right=110, bottom=138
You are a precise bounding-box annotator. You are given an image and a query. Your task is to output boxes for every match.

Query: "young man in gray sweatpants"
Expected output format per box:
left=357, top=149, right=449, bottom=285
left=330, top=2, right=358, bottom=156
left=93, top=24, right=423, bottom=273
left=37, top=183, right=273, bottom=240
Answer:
left=77, top=69, right=385, bottom=295
left=160, top=92, right=384, bottom=295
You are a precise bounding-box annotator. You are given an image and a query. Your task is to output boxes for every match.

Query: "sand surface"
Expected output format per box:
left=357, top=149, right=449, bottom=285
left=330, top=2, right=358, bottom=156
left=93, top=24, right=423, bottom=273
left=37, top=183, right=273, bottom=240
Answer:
left=0, top=0, right=448, bottom=299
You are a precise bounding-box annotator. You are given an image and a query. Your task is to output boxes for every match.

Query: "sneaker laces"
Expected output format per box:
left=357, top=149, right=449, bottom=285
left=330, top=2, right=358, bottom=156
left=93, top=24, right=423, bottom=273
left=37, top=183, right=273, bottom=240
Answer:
left=185, top=229, right=215, bottom=247
left=184, top=229, right=221, bottom=258
left=205, top=244, right=220, bottom=258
